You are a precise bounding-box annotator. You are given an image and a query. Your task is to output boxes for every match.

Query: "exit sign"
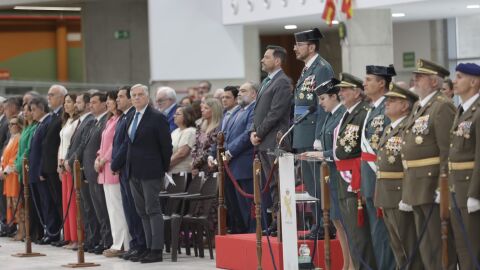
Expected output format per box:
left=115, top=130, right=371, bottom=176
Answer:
left=114, top=30, right=130, bottom=40
left=403, top=52, right=415, bottom=68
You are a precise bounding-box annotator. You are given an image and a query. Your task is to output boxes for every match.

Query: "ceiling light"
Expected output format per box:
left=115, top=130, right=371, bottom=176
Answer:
left=14, top=6, right=81, bottom=11
left=392, top=13, right=405, bottom=17
left=467, top=4, right=480, bottom=9
left=284, top=25, right=297, bottom=30
left=332, top=20, right=339, bottom=25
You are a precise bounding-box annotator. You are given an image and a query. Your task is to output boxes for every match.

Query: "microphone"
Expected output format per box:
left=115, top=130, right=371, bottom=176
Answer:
left=294, top=105, right=317, bottom=125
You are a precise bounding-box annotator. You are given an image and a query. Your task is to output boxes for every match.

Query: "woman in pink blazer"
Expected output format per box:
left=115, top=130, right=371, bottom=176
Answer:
left=96, top=90, right=131, bottom=257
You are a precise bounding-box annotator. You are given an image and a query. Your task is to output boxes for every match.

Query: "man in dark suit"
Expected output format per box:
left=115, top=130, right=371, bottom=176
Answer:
left=81, top=92, right=112, bottom=254
left=155, top=86, right=177, bottom=133
left=293, top=28, right=334, bottom=240
left=250, top=45, right=292, bottom=235
left=0, top=97, right=9, bottom=236
left=65, top=92, right=99, bottom=252
left=28, top=97, right=61, bottom=244
left=43, top=85, right=66, bottom=245
left=111, top=86, right=147, bottom=260
left=224, top=82, right=257, bottom=233
left=126, top=84, right=172, bottom=263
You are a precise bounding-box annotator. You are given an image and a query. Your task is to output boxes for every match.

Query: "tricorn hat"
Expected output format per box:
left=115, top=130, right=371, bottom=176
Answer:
left=294, top=28, right=324, bottom=42
left=316, top=78, right=341, bottom=96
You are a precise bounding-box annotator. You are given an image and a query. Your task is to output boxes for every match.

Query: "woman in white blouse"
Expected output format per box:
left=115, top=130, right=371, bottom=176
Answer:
left=57, top=93, right=79, bottom=249
left=170, top=105, right=197, bottom=188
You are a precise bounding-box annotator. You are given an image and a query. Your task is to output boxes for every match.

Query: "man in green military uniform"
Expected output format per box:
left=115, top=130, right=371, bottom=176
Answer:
left=401, top=59, right=457, bottom=270
left=293, top=28, right=334, bottom=240
left=449, top=62, right=480, bottom=269
left=334, top=73, right=377, bottom=269
left=375, top=83, right=424, bottom=269
left=360, top=65, right=396, bottom=269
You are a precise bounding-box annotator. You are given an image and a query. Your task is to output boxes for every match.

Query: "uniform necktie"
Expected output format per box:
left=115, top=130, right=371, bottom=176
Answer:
left=301, top=66, right=308, bottom=77
left=129, top=112, right=140, bottom=141
left=458, top=105, right=464, bottom=116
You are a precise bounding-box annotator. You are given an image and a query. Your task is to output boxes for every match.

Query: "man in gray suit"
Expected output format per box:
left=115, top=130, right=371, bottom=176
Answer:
left=293, top=28, right=334, bottom=240
left=65, top=92, right=99, bottom=252
left=250, top=45, right=292, bottom=235
left=82, top=92, right=111, bottom=254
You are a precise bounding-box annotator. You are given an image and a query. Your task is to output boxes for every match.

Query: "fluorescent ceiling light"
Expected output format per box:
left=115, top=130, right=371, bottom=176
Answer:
left=392, top=13, right=405, bottom=17
left=467, top=4, right=480, bottom=9
left=14, top=6, right=82, bottom=11
left=284, top=25, right=297, bottom=30
left=332, top=20, right=339, bottom=25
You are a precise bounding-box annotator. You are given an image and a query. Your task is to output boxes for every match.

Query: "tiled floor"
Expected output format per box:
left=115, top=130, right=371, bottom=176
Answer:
left=0, top=237, right=220, bottom=270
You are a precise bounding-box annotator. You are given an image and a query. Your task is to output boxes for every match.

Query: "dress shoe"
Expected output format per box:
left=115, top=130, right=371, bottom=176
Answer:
left=262, top=220, right=277, bottom=236
left=103, top=248, right=125, bottom=258
left=130, top=249, right=150, bottom=262
left=53, top=240, right=69, bottom=247
left=39, top=236, right=59, bottom=245
left=123, top=248, right=140, bottom=260
left=93, top=245, right=107, bottom=255
left=140, top=249, right=163, bottom=263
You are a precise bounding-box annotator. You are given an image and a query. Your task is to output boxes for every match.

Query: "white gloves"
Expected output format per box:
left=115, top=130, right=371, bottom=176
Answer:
left=467, top=197, right=480, bottom=213
left=313, top=139, right=322, bottom=151
left=399, top=200, right=413, bottom=212
left=434, top=190, right=441, bottom=204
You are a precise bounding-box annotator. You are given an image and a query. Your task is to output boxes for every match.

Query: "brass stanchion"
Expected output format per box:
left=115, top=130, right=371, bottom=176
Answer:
left=320, top=162, right=331, bottom=270
left=439, top=174, right=449, bottom=270
left=12, top=157, right=45, bottom=257
left=217, top=132, right=227, bottom=235
left=254, top=156, right=262, bottom=270
left=62, top=159, right=99, bottom=268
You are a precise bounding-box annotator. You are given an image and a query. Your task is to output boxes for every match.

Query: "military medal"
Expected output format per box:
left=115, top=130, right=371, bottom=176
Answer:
left=345, top=145, right=352, bottom=153
left=301, top=75, right=316, bottom=92
left=299, top=92, right=305, bottom=99
left=415, top=136, right=423, bottom=144
left=386, top=136, right=402, bottom=163
left=388, top=155, right=396, bottom=164
left=455, top=121, right=472, bottom=139
left=306, top=93, right=314, bottom=100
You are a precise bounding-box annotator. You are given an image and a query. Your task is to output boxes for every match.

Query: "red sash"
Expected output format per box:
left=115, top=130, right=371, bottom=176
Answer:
left=335, top=157, right=361, bottom=192
left=361, top=152, right=377, bottom=162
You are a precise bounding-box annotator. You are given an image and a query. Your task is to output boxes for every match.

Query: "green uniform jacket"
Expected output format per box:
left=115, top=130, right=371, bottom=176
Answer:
left=448, top=96, right=480, bottom=207
left=401, top=91, right=455, bottom=206
left=374, top=117, right=408, bottom=208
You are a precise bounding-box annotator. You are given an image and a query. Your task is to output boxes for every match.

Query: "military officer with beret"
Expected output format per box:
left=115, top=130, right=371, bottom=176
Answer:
left=360, top=65, right=396, bottom=269
left=375, top=83, right=424, bottom=269
left=449, top=62, right=480, bottom=269
left=293, top=27, right=334, bottom=240
left=334, top=73, right=377, bottom=269
left=401, top=59, right=457, bottom=270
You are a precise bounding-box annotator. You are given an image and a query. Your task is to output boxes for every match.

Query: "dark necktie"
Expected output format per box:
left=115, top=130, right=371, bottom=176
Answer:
left=340, top=111, right=350, bottom=126
left=458, top=105, right=464, bottom=116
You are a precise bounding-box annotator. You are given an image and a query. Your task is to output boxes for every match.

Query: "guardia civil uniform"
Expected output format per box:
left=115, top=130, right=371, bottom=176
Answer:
left=293, top=28, right=334, bottom=238
left=360, top=65, right=396, bottom=270
left=448, top=63, right=480, bottom=270
left=374, top=83, right=424, bottom=269
left=401, top=59, right=457, bottom=270
left=334, top=73, right=377, bottom=270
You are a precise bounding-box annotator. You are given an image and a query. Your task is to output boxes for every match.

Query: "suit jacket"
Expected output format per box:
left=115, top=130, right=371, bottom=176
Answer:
left=448, top=96, right=480, bottom=207
left=66, top=113, right=95, bottom=168
left=226, top=102, right=255, bottom=180
left=82, top=114, right=108, bottom=183
left=28, top=114, right=52, bottom=184
left=293, top=55, right=334, bottom=149
left=253, top=69, right=292, bottom=151
left=319, top=105, right=346, bottom=161
left=111, top=107, right=135, bottom=174
left=41, top=109, right=63, bottom=175
left=126, top=106, right=172, bottom=180
left=335, top=101, right=370, bottom=160
left=361, top=98, right=390, bottom=198
left=166, top=104, right=178, bottom=133
left=401, top=91, right=455, bottom=205
left=374, top=117, right=408, bottom=208
left=211, top=106, right=241, bottom=157
left=0, top=114, right=8, bottom=155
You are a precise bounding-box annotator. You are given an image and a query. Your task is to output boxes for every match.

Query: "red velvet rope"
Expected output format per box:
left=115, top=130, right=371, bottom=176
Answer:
left=222, top=159, right=276, bottom=199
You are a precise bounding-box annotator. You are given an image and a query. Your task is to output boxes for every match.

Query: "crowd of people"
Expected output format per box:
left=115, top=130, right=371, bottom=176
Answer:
left=0, top=26, right=479, bottom=270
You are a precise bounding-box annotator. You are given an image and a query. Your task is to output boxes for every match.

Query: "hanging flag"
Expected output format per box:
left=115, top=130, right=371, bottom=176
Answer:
left=322, top=0, right=336, bottom=26
left=341, top=0, right=353, bottom=19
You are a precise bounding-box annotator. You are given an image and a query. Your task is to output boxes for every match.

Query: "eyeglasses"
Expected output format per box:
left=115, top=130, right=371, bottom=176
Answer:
left=294, top=42, right=309, bottom=48
left=8, top=122, right=18, bottom=126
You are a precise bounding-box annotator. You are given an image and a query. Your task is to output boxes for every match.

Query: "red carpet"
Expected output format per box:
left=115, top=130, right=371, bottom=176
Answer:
left=215, top=233, right=343, bottom=270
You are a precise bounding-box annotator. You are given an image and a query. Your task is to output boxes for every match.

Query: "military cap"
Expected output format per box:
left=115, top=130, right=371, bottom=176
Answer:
left=385, top=82, right=419, bottom=103
left=456, top=63, right=480, bottom=76
left=316, top=78, right=341, bottom=95
left=294, top=28, right=324, bottom=42
left=366, top=64, right=397, bottom=78
left=335, top=73, right=364, bottom=90
left=413, top=59, right=450, bottom=78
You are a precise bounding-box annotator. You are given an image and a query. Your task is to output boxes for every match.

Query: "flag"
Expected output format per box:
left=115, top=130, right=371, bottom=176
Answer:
left=322, top=0, right=336, bottom=26
left=341, top=0, right=353, bottom=19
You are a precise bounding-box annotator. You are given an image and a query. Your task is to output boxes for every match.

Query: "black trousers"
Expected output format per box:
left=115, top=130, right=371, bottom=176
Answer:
left=79, top=180, right=100, bottom=247
left=87, top=178, right=112, bottom=247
